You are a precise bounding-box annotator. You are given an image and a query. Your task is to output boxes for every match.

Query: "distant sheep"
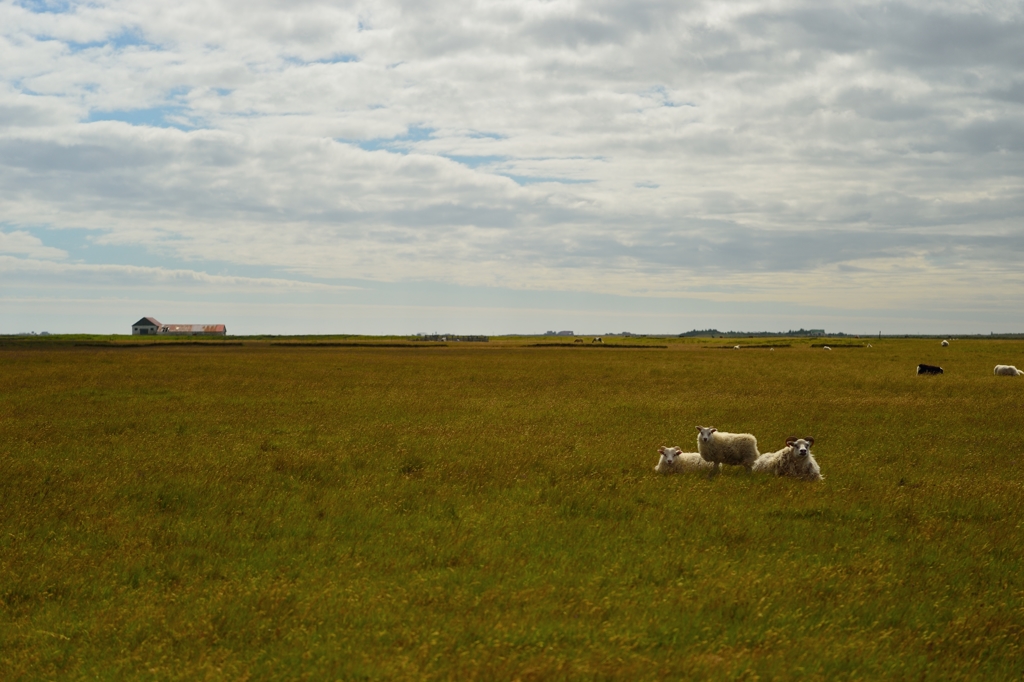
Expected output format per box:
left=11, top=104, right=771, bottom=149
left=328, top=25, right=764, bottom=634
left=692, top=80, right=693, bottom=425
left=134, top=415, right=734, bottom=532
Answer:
left=592, top=337, right=603, bottom=343
left=696, top=426, right=759, bottom=477
left=753, top=437, right=823, bottom=481
left=917, top=364, right=943, bottom=375
left=994, top=365, right=1024, bottom=376
left=654, top=446, right=716, bottom=474
left=823, top=346, right=831, bottom=350
left=734, top=345, right=741, bottom=349
left=941, top=340, right=949, bottom=347
left=867, top=344, right=873, bottom=348
left=574, top=338, right=583, bottom=343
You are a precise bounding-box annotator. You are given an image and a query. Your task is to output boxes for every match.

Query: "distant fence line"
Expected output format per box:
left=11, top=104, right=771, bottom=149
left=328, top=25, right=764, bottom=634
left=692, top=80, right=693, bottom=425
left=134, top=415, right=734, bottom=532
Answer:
left=414, top=335, right=489, bottom=342
left=527, top=343, right=668, bottom=349
left=707, top=344, right=793, bottom=349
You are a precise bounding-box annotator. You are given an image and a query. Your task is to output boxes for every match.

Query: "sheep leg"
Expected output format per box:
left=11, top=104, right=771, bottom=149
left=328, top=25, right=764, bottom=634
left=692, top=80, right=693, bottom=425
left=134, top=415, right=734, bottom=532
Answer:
left=706, top=462, right=721, bottom=479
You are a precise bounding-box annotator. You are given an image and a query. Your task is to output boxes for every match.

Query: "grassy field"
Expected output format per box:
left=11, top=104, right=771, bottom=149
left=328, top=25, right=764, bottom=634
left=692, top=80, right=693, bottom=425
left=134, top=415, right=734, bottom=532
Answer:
left=1, top=336, right=1023, bottom=679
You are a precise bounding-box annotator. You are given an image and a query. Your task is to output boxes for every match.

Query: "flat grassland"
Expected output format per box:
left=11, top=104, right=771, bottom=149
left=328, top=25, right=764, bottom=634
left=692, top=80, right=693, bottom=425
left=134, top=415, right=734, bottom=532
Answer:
left=1, top=337, right=1022, bottom=679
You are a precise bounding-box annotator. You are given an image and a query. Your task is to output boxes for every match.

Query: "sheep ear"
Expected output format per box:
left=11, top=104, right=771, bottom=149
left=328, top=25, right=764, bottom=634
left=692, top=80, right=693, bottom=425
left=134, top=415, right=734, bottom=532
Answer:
left=658, top=446, right=666, bottom=454
left=786, top=437, right=797, bottom=446
left=695, top=426, right=702, bottom=431
left=806, top=437, right=814, bottom=446
left=710, top=428, right=717, bottom=434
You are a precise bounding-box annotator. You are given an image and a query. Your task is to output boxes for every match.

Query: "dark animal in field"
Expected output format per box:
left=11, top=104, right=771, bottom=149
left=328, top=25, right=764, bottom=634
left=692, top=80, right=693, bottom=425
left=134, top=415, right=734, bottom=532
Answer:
left=574, top=338, right=583, bottom=343
left=917, top=364, right=943, bottom=375
left=592, top=337, right=603, bottom=343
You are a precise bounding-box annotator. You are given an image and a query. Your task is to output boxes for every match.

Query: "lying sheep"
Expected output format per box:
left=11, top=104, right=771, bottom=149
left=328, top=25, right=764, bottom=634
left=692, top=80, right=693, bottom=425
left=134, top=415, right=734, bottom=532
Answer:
left=696, top=426, right=759, bottom=477
left=753, top=437, right=823, bottom=481
left=823, top=346, right=831, bottom=350
left=941, top=340, right=949, bottom=347
left=654, top=446, right=716, bottom=474
left=994, top=365, right=1024, bottom=376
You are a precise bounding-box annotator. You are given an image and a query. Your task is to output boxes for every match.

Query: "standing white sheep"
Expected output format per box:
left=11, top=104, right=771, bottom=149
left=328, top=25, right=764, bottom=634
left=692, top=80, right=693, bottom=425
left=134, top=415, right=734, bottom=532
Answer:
left=994, top=365, right=1024, bottom=376
left=752, top=437, right=823, bottom=481
left=696, top=426, right=759, bottom=477
left=654, top=446, right=716, bottom=474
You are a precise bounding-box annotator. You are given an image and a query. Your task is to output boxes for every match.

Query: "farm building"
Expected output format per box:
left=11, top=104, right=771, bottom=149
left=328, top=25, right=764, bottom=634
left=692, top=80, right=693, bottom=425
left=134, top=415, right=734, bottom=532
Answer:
left=132, top=317, right=161, bottom=335
left=131, top=317, right=227, bottom=336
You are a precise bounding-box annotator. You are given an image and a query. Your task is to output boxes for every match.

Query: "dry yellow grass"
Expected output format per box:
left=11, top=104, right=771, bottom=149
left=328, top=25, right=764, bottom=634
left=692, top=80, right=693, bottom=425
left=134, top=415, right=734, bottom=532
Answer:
left=1, top=336, right=1022, bottom=679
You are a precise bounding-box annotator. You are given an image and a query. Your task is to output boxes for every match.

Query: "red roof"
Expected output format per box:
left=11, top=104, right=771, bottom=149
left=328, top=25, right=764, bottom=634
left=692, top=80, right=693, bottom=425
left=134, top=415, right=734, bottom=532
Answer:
left=160, top=324, right=226, bottom=334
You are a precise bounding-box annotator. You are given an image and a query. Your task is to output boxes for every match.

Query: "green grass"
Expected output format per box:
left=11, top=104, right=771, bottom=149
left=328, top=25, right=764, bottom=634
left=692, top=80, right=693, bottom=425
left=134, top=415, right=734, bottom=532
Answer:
left=2, top=338, right=1023, bottom=679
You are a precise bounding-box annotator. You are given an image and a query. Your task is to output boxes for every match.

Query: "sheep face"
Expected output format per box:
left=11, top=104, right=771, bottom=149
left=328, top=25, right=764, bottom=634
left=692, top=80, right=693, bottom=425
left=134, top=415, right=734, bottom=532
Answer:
left=658, top=446, right=681, bottom=465
left=785, top=437, right=814, bottom=457
left=696, top=426, right=716, bottom=444
left=696, top=426, right=718, bottom=445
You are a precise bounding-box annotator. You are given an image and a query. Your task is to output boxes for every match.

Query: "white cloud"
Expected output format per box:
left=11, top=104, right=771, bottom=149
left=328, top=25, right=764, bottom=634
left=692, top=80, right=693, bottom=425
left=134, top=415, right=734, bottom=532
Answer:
left=0, top=253, right=359, bottom=291
left=0, top=230, right=67, bottom=259
left=1, top=0, right=1023, bottom=332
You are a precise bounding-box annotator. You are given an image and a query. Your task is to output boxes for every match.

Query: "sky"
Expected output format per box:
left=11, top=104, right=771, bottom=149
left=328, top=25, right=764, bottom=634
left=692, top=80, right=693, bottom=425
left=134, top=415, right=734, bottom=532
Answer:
left=2, top=0, right=1023, bottom=335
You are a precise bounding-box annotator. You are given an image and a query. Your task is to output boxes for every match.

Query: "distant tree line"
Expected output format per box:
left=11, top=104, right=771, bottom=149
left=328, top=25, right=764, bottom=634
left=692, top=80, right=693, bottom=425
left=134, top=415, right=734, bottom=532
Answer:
left=678, top=328, right=835, bottom=338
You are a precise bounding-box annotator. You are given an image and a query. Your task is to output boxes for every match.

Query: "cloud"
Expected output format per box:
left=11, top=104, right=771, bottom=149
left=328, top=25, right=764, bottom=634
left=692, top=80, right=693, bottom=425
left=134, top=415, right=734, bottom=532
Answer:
left=0, top=229, right=67, bottom=259
left=1, top=0, right=1023, bottom=332
left=0, top=253, right=358, bottom=292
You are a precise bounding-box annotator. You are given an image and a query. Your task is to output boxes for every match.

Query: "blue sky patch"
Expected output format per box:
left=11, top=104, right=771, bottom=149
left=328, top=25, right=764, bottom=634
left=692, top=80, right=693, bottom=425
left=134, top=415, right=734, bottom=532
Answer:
left=348, top=126, right=437, bottom=153
left=67, top=28, right=152, bottom=53
left=443, top=155, right=508, bottom=169
left=284, top=54, right=358, bottom=66
left=319, top=54, right=359, bottom=64
left=17, top=0, right=72, bottom=14
left=87, top=106, right=196, bottom=130
left=501, top=175, right=594, bottom=186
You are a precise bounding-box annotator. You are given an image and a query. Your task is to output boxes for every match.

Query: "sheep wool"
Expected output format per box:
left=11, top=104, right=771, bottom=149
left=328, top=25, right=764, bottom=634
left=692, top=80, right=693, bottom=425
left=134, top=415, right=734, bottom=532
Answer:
left=655, top=446, right=717, bottom=474
left=696, top=426, right=759, bottom=476
left=753, top=438, right=823, bottom=481
left=994, top=365, right=1024, bottom=376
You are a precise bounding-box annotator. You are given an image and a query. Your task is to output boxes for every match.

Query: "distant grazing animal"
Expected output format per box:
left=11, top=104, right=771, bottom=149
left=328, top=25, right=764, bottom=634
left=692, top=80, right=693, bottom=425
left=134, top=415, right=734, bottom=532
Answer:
left=994, top=365, right=1024, bottom=376
left=696, top=426, right=759, bottom=477
left=654, top=446, right=716, bottom=474
left=753, top=437, right=822, bottom=481
left=734, top=345, right=741, bottom=349
left=917, top=364, right=943, bottom=375
left=592, top=337, right=603, bottom=343
left=574, top=338, right=583, bottom=343
left=867, top=344, right=873, bottom=348
left=823, top=346, right=831, bottom=350
left=941, top=340, right=949, bottom=347
left=769, top=348, right=774, bottom=351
